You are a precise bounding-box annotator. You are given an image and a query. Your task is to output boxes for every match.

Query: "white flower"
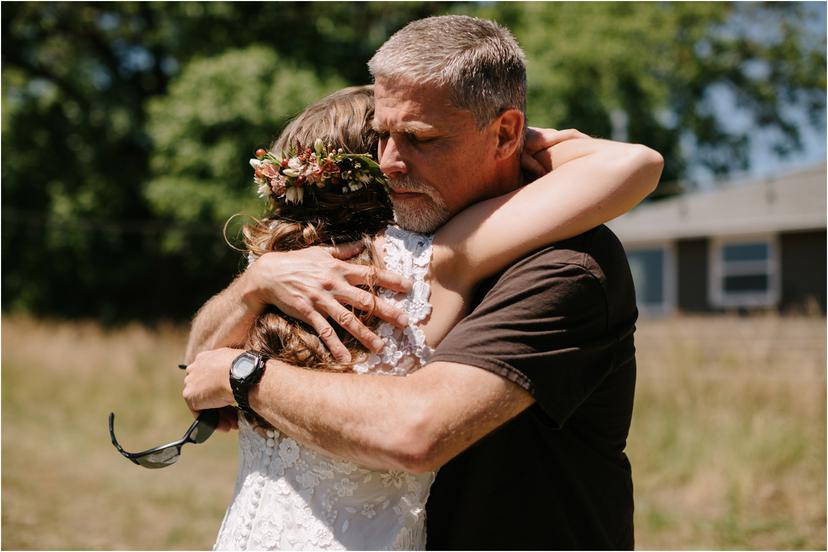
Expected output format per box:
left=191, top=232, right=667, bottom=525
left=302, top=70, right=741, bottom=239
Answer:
left=278, top=438, right=300, bottom=466
left=296, top=470, right=319, bottom=489
left=360, top=503, right=377, bottom=519
left=335, top=477, right=358, bottom=497
left=313, top=461, right=334, bottom=480
left=379, top=470, right=406, bottom=488
left=285, top=187, right=304, bottom=204
left=314, top=138, right=325, bottom=156
left=332, top=459, right=357, bottom=474
left=249, top=158, right=263, bottom=169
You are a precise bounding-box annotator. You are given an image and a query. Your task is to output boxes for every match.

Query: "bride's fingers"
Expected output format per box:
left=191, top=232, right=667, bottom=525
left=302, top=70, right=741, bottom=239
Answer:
left=217, top=406, right=239, bottom=432
left=521, top=151, right=546, bottom=177
left=535, top=128, right=591, bottom=149
left=334, top=287, right=409, bottom=328
left=305, top=310, right=352, bottom=363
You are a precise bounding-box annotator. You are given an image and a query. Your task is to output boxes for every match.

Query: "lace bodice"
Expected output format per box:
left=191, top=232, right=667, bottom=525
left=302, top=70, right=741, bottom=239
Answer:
left=214, top=227, right=435, bottom=550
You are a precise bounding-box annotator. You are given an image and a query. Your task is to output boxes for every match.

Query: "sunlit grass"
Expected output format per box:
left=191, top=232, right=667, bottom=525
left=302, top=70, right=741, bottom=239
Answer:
left=2, top=314, right=825, bottom=549
left=629, top=315, right=826, bottom=549
left=2, top=317, right=238, bottom=550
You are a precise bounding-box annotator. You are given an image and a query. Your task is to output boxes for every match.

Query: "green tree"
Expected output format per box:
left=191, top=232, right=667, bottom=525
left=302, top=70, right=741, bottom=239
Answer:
left=1, top=2, right=447, bottom=322
left=474, top=2, right=826, bottom=192
left=144, top=46, right=342, bottom=254
left=2, top=2, right=824, bottom=322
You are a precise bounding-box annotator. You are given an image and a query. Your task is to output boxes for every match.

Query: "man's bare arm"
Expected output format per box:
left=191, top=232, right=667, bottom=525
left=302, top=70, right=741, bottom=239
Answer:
left=184, top=274, right=262, bottom=363
left=184, top=243, right=413, bottom=364
left=183, top=348, right=533, bottom=472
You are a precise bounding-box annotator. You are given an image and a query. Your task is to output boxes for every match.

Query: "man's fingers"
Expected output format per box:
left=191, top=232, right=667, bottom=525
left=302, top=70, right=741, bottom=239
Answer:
left=306, top=311, right=352, bottom=363
left=334, top=287, right=409, bottom=328
left=320, top=299, right=384, bottom=354
left=327, top=241, right=366, bottom=260
left=345, top=264, right=412, bottom=294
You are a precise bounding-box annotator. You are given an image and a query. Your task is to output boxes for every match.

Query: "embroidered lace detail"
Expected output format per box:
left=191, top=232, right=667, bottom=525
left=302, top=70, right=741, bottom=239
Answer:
left=353, top=226, right=434, bottom=376
left=215, top=226, right=436, bottom=550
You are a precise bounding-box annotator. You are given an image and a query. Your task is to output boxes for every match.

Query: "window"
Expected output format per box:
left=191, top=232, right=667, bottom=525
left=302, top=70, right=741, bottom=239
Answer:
left=627, top=244, right=674, bottom=315
left=710, top=236, right=779, bottom=308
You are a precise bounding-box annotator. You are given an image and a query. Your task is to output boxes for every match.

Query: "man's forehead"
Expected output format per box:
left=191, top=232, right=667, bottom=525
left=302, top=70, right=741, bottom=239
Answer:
left=372, top=82, right=472, bottom=132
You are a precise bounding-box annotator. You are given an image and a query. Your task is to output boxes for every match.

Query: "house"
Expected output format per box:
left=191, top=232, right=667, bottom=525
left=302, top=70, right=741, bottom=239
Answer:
left=607, top=163, right=827, bottom=315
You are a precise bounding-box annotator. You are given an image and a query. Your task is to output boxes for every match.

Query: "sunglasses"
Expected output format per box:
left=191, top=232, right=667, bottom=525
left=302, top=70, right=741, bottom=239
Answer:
left=108, top=408, right=219, bottom=469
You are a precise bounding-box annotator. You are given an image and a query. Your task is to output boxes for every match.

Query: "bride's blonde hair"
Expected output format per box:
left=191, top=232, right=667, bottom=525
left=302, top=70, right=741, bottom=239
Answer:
left=241, top=85, right=393, bottom=375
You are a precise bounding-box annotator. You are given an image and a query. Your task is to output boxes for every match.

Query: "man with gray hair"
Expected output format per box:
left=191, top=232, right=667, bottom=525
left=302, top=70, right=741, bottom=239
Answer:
left=185, top=15, right=645, bottom=549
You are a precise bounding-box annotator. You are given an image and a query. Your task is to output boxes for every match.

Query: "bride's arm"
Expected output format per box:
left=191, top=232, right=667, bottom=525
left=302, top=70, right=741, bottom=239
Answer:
left=434, top=128, right=663, bottom=285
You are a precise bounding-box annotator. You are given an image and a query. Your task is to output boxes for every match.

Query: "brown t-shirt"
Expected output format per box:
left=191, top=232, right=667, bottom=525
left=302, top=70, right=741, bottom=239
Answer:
left=425, top=225, right=637, bottom=550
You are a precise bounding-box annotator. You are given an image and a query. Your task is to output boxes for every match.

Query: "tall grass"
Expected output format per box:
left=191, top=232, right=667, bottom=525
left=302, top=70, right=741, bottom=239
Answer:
left=2, top=315, right=825, bottom=549
left=2, top=317, right=238, bottom=550
left=629, top=315, right=826, bottom=549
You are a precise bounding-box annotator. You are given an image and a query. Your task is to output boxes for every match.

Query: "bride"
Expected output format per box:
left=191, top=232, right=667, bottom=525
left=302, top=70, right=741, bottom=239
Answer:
left=197, top=85, right=661, bottom=549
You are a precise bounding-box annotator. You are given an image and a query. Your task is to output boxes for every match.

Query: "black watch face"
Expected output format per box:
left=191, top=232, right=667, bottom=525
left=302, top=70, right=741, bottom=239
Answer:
left=231, top=354, right=257, bottom=379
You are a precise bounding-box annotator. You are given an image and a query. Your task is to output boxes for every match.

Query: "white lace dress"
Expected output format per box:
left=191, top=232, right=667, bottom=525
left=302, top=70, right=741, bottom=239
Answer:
left=214, top=226, right=435, bottom=550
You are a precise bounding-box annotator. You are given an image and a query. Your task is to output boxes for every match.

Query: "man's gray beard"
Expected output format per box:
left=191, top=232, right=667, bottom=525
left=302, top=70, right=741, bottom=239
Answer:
left=388, top=177, right=451, bottom=234
left=393, top=203, right=451, bottom=234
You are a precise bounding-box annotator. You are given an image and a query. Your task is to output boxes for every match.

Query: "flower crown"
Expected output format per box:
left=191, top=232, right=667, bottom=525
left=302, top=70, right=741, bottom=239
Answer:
left=250, top=139, right=386, bottom=205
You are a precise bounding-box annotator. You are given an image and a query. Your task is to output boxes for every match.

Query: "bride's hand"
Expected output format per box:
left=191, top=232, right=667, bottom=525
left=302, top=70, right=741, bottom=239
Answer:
left=216, top=406, right=239, bottom=432
left=521, top=127, right=591, bottom=178
left=240, top=243, right=413, bottom=362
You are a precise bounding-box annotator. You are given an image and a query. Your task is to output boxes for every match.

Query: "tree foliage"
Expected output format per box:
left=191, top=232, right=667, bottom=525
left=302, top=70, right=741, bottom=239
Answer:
left=2, top=2, right=824, bottom=322
left=478, top=2, right=825, bottom=187
left=144, top=46, right=342, bottom=254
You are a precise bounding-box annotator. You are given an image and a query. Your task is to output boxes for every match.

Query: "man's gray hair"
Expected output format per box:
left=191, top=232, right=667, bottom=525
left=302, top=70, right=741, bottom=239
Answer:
left=368, top=15, right=527, bottom=129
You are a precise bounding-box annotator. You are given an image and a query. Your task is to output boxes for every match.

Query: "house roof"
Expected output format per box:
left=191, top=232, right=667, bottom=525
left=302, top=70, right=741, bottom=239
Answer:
left=607, top=163, right=827, bottom=243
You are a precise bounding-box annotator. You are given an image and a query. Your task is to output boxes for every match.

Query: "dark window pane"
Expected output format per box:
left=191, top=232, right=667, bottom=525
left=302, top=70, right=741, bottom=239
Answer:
left=723, top=243, right=768, bottom=263
left=628, top=249, right=664, bottom=305
left=723, top=274, right=768, bottom=293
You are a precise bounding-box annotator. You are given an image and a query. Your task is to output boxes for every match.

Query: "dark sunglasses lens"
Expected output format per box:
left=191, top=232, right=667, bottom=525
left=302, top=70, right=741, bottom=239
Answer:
left=136, top=447, right=181, bottom=468
left=190, top=410, right=219, bottom=444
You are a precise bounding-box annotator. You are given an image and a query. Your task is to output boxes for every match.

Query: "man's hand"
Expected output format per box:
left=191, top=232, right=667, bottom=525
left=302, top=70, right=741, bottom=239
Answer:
left=242, top=242, right=413, bottom=362
left=521, top=127, right=592, bottom=177
left=182, top=348, right=239, bottom=417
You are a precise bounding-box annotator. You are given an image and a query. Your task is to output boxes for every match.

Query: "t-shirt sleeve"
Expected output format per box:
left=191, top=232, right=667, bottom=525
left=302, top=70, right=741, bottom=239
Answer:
left=429, top=254, right=616, bottom=428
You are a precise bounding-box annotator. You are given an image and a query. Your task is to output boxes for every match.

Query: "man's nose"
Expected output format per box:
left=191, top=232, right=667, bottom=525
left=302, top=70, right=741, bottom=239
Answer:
left=379, top=135, right=407, bottom=177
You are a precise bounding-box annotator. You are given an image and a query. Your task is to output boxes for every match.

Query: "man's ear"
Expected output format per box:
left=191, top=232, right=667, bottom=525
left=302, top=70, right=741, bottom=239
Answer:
left=493, top=109, right=524, bottom=161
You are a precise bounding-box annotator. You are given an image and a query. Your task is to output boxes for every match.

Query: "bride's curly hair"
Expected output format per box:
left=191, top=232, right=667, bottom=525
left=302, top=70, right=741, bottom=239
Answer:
left=241, top=85, right=393, bottom=375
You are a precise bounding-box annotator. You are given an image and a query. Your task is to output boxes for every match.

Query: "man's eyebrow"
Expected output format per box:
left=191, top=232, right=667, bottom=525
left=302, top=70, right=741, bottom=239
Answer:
left=371, top=120, right=436, bottom=133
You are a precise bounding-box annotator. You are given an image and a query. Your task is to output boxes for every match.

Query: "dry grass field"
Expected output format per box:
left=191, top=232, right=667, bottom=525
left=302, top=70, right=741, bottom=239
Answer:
left=2, top=314, right=825, bottom=549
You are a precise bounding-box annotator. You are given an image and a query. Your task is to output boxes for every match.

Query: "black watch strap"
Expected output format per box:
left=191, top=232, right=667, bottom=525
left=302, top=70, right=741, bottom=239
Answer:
left=230, top=351, right=268, bottom=418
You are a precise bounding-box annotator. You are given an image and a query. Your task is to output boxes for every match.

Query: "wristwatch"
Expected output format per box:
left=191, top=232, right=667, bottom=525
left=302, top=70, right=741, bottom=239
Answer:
left=229, top=350, right=269, bottom=419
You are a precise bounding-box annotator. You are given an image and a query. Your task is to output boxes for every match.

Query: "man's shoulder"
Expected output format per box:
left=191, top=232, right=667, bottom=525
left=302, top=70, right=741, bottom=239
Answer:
left=502, top=225, right=627, bottom=281
left=478, top=225, right=636, bottom=324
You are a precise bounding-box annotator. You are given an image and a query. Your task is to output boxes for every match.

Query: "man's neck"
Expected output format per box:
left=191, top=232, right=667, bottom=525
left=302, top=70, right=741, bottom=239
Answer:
left=490, top=156, right=524, bottom=197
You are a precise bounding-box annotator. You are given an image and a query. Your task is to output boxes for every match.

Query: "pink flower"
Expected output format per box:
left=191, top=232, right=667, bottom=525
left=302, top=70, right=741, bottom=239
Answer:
left=259, top=163, right=281, bottom=180
left=319, top=158, right=340, bottom=177
left=269, top=174, right=287, bottom=196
